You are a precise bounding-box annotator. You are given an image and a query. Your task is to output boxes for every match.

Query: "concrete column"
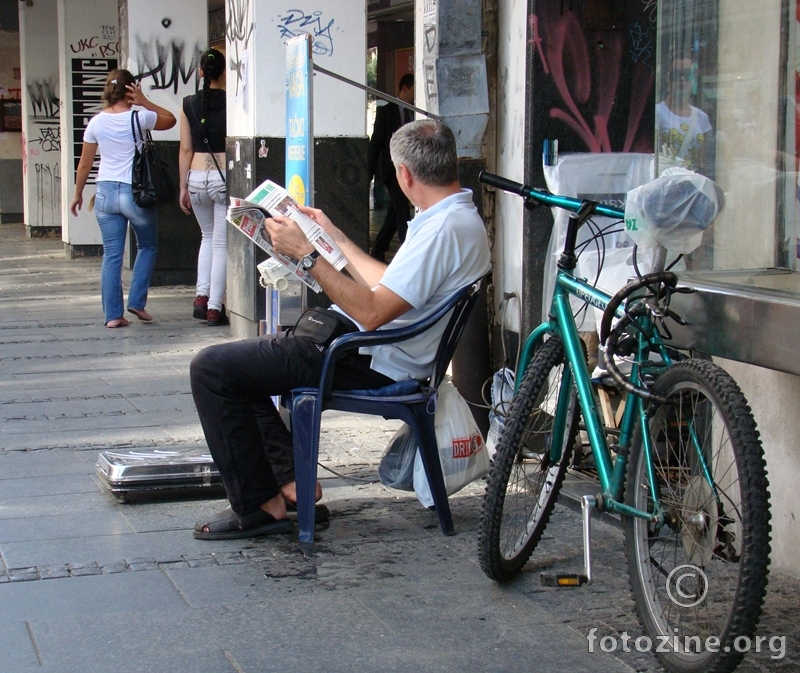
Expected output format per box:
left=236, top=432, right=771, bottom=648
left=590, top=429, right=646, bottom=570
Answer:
left=0, top=6, right=22, bottom=224
left=56, top=0, right=119, bottom=256
left=417, top=0, right=489, bottom=159
left=120, top=0, right=206, bottom=284
left=19, top=0, right=60, bottom=236
left=225, top=1, right=367, bottom=337
left=416, top=0, right=491, bottom=432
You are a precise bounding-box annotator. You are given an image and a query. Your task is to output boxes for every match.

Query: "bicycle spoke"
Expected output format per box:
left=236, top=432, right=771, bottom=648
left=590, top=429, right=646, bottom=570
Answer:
left=624, top=360, right=770, bottom=673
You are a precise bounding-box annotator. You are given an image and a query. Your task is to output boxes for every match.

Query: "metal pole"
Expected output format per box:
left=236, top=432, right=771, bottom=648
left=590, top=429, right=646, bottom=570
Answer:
left=312, top=64, right=442, bottom=120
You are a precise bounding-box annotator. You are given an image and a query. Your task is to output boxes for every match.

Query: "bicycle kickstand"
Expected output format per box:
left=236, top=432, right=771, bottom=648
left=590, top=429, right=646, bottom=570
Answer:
left=541, top=494, right=595, bottom=587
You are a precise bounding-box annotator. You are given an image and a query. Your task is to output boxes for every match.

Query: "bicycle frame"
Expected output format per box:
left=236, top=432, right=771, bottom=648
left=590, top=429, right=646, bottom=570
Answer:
left=523, top=269, right=677, bottom=524
left=478, top=169, right=717, bottom=528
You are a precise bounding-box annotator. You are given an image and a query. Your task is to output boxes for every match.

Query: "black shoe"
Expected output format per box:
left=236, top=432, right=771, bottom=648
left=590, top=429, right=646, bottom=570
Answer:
left=207, top=305, right=229, bottom=326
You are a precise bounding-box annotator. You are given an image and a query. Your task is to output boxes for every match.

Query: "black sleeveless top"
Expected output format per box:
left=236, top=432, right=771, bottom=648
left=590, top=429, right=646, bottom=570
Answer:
left=182, top=89, right=226, bottom=153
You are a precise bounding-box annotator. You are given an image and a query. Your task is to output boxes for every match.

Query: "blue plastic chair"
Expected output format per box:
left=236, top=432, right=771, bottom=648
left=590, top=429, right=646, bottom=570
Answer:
left=287, top=278, right=484, bottom=543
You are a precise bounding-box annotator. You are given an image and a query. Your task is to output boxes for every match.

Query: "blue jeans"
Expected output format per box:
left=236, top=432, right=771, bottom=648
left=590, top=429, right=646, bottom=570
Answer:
left=94, top=181, right=158, bottom=324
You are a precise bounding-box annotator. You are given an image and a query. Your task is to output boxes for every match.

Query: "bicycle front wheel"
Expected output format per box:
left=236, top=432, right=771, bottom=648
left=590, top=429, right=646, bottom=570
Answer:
left=624, top=359, right=770, bottom=673
left=478, top=337, right=581, bottom=582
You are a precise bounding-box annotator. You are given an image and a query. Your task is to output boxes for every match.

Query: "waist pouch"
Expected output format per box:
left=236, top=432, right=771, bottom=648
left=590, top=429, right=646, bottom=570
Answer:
left=292, top=308, right=358, bottom=348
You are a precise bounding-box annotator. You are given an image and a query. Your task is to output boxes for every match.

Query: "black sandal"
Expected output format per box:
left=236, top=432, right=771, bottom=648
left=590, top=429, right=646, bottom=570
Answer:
left=283, top=500, right=331, bottom=524
left=193, top=506, right=293, bottom=540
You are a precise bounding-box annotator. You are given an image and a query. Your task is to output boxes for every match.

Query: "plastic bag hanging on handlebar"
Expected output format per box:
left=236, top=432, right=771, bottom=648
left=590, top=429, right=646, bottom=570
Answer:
left=543, top=153, right=655, bottom=328
left=624, top=167, right=725, bottom=254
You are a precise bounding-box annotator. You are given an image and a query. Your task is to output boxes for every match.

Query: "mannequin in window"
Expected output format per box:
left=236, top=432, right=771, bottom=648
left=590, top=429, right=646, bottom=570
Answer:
left=657, top=57, right=712, bottom=173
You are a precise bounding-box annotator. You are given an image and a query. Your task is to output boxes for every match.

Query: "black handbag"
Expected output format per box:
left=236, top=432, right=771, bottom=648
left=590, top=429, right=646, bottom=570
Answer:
left=131, top=110, right=175, bottom=208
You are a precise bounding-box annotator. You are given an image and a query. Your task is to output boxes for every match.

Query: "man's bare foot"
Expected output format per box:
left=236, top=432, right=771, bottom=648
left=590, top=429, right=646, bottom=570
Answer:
left=280, top=480, right=322, bottom=505
left=259, top=492, right=287, bottom=520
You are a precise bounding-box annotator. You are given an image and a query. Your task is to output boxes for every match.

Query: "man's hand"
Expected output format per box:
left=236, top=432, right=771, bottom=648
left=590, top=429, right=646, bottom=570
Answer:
left=296, top=205, right=342, bottom=242
left=263, top=215, right=315, bottom=260
left=294, top=204, right=386, bottom=288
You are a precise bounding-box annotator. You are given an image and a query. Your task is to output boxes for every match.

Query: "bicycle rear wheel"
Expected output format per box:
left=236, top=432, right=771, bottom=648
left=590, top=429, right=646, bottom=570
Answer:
left=478, top=337, right=582, bottom=581
left=624, top=359, right=770, bottom=673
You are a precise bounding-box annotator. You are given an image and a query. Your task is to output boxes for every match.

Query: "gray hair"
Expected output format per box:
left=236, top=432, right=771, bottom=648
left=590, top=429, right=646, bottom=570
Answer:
left=389, top=119, right=458, bottom=186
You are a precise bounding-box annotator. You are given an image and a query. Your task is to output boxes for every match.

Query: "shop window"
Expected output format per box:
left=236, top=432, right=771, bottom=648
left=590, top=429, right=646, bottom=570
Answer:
left=658, top=1, right=800, bottom=293
left=0, top=99, right=21, bottom=132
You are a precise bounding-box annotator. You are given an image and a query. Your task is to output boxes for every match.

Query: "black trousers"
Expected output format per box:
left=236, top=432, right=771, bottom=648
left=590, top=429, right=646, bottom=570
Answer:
left=370, top=174, right=411, bottom=258
left=190, top=332, right=394, bottom=515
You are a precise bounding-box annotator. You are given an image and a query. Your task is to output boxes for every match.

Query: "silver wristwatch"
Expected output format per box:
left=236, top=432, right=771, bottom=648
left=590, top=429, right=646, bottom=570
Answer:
left=300, top=250, right=320, bottom=270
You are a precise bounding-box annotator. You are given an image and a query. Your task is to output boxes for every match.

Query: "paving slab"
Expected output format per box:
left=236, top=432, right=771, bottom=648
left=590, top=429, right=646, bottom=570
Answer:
left=0, top=504, right=132, bottom=543
left=0, top=451, right=86, bottom=479
left=0, top=570, right=188, bottom=621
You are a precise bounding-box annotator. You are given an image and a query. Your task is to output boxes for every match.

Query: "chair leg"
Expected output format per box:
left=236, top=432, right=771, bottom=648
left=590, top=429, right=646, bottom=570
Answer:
left=291, top=391, right=322, bottom=543
left=411, top=407, right=455, bottom=536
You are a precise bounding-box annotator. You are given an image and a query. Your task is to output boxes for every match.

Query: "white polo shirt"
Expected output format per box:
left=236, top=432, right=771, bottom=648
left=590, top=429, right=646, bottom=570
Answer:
left=84, top=109, right=157, bottom=183
left=347, top=189, right=491, bottom=382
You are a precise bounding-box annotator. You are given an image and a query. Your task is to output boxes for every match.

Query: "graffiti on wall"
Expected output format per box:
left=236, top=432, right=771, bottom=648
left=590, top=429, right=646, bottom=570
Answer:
left=27, top=125, right=60, bottom=154
left=26, top=78, right=61, bottom=156
left=134, top=36, right=201, bottom=95
left=69, top=25, right=119, bottom=58
left=628, top=22, right=655, bottom=70
left=530, top=9, right=654, bottom=153
left=226, top=0, right=253, bottom=97
left=32, top=162, right=61, bottom=228
left=642, top=0, right=658, bottom=23
left=27, top=79, right=59, bottom=119
left=276, top=9, right=336, bottom=56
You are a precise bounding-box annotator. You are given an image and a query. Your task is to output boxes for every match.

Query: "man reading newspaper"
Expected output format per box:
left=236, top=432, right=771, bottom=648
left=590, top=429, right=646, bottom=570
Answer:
left=227, top=180, right=349, bottom=293
left=190, top=120, right=491, bottom=540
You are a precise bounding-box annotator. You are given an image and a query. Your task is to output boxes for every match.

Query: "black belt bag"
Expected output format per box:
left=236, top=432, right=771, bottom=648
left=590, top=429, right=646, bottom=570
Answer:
left=292, top=308, right=358, bottom=348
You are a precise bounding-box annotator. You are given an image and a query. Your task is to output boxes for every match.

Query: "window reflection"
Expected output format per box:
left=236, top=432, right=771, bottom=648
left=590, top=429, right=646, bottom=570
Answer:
left=658, top=1, right=799, bottom=280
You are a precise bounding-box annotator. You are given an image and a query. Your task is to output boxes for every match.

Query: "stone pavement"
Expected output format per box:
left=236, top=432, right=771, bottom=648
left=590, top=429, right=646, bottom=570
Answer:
left=0, top=222, right=797, bottom=673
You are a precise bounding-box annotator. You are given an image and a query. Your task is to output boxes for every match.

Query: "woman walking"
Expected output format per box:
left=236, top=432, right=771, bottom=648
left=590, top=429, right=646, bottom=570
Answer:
left=70, top=69, right=176, bottom=328
left=179, top=48, right=229, bottom=326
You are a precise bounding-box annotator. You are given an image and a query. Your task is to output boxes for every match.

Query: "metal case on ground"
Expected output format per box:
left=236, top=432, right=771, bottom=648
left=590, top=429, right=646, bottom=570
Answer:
left=96, top=447, right=223, bottom=500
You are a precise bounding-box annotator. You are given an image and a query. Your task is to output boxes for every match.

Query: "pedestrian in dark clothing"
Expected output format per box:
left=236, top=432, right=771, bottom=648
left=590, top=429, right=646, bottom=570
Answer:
left=367, top=74, right=415, bottom=262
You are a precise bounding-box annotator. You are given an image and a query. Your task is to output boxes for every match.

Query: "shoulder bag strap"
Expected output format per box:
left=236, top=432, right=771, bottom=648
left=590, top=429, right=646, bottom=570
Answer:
left=131, top=109, right=146, bottom=148
left=188, top=96, right=225, bottom=184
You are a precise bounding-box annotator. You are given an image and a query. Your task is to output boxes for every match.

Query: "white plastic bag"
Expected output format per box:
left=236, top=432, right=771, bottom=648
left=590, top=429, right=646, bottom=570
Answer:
left=542, top=153, right=655, bottom=327
left=487, top=367, right=515, bottom=456
left=624, top=167, right=725, bottom=254
left=378, top=423, right=416, bottom=491
left=413, top=377, right=490, bottom=508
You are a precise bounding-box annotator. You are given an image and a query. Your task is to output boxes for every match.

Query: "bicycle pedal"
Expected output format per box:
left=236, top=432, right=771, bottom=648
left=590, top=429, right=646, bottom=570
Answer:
left=540, top=572, right=589, bottom=587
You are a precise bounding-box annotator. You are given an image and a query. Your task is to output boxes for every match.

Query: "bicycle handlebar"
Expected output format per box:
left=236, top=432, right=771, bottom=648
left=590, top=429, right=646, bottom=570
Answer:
left=479, top=170, right=626, bottom=220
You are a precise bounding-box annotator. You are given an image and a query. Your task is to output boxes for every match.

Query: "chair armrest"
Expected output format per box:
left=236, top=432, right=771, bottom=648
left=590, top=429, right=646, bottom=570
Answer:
left=318, top=282, right=477, bottom=399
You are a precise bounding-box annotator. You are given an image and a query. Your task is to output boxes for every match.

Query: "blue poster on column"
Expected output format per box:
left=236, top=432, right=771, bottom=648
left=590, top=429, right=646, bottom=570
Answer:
left=285, top=34, right=313, bottom=207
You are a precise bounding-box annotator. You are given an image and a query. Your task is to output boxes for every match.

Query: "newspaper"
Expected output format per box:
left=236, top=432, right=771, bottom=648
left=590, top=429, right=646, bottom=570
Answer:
left=226, top=180, right=347, bottom=293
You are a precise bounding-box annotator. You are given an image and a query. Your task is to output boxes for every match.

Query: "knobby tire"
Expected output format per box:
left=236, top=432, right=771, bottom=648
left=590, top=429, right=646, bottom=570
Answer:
left=478, top=337, right=582, bottom=582
left=624, top=359, right=770, bottom=673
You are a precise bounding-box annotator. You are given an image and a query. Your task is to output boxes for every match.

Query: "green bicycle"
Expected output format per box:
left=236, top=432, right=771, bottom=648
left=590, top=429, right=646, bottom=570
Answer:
left=477, top=170, right=770, bottom=673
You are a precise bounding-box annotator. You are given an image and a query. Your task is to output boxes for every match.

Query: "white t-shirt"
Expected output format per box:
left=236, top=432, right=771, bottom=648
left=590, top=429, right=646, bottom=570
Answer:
left=83, top=109, right=158, bottom=183
left=336, top=189, right=491, bottom=382
left=656, top=102, right=712, bottom=171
